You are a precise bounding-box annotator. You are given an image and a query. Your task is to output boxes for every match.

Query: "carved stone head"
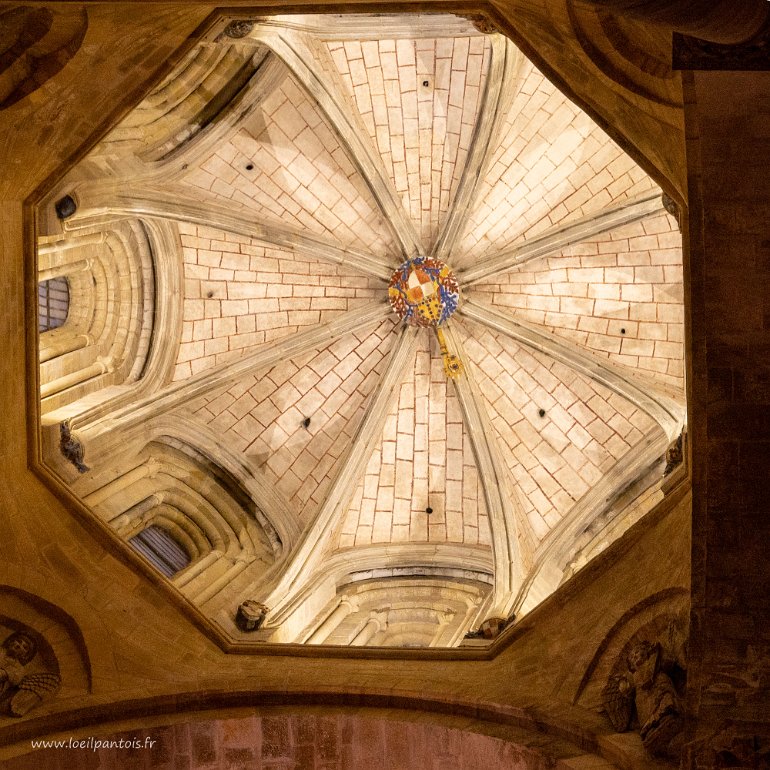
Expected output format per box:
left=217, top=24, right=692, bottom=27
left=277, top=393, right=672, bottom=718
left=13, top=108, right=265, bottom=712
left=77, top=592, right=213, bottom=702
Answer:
left=236, top=600, right=268, bottom=632
left=3, top=631, right=37, bottom=665
left=627, top=639, right=658, bottom=673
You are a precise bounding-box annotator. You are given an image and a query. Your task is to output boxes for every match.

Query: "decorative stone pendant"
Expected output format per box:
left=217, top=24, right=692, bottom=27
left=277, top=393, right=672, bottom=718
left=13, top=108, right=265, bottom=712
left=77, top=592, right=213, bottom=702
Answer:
left=388, top=256, right=464, bottom=378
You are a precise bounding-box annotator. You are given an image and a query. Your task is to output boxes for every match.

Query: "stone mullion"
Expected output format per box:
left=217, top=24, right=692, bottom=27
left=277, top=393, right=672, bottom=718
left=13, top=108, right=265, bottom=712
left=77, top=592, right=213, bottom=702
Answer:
left=460, top=192, right=664, bottom=286
left=432, top=36, right=523, bottom=262
left=459, top=297, right=684, bottom=438
left=304, top=598, right=358, bottom=644
left=349, top=613, right=383, bottom=646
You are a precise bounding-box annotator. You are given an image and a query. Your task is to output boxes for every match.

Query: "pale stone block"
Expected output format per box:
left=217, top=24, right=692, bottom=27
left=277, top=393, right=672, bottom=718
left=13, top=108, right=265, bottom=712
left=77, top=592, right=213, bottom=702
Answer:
left=619, top=336, right=654, bottom=356
left=354, top=524, right=373, bottom=546
left=446, top=450, right=463, bottom=481
left=375, top=483, right=394, bottom=513
left=270, top=382, right=302, bottom=412
left=604, top=433, right=630, bottom=461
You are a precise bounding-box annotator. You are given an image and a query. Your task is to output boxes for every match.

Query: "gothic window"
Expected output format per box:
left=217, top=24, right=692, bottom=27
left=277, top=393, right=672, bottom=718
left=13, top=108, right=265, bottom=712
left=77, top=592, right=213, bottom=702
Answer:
left=38, top=277, right=69, bottom=332
left=128, top=525, right=191, bottom=577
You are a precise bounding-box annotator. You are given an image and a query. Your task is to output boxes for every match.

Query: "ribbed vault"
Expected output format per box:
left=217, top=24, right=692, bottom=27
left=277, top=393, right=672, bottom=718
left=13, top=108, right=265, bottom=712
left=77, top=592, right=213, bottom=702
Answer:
left=37, top=12, right=686, bottom=648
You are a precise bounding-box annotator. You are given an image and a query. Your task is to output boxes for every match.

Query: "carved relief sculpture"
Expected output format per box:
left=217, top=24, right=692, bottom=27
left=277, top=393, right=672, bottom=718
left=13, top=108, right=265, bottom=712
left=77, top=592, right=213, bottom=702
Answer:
left=664, top=431, right=685, bottom=476
left=59, top=420, right=89, bottom=473
left=0, top=631, right=61, bottom=717
left=602, top=622, right=687, bottom=760
left=235, top=600, right=268, bottom=632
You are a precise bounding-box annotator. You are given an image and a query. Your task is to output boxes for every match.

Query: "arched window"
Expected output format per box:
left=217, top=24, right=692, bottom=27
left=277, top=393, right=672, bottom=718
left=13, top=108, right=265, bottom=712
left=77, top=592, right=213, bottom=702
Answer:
left=128, top=524, right=191, bottom=577
left=38, top=277, right=69, bottom=332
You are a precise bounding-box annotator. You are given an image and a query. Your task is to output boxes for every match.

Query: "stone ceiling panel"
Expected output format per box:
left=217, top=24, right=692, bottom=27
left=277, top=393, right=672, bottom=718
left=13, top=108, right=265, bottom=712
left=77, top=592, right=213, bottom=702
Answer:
left=455, top=61, right=657, bottom=265
left=326, top=35, right=491, bottom=252
left=335, top=334, right=492, bottom=549
left=180, top=69, right=398, bottom=257
left=467, top=211, right=684, bottom=390
left=456, top=318, right=662, bottom=542
left=174, top=221, right=385, bottom=380
left=181, top=317, right=397, bottom=526
left=91, top=43, right=266, bottom=165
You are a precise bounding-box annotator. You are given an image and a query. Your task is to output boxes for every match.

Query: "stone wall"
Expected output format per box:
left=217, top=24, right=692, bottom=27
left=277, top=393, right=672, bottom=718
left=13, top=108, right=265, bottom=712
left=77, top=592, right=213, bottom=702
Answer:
left=11, top=713, right=562, bottom=769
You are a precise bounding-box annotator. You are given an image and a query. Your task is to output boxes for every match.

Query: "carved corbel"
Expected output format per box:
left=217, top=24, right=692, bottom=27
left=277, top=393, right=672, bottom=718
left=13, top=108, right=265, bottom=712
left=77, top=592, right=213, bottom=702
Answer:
left=59, top=421, right=89, bottom=474
left=235, top=600, right=268, bottom=632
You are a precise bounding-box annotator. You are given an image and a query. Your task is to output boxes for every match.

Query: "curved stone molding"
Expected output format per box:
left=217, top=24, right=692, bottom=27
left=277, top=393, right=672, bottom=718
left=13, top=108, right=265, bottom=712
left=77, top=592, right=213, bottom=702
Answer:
left=459, top=298, right=685, bottom=440
left=432, top=36, right=525, bottom=261
left=573, top=587, right=688, bottom=707
left=0, top=585, right=91, bottom=718
left=566, top=2, right=683, bottom=109
left=257, top=326, right=420, bottom=624
left=78, top=42, right=280, bottom=176
left=74, top=300, right=391, bottom=457
left=37, top=217, right=186, bottom=486
left=146, top=414, right=301, bottom=552
left=18, top=712, right=596, bottom=770
left=514, top=427, right=668, bottom=615
left=301, top=578, right=488, bottom=647
left=28, top=8, right=689, bottom=653
left=75, top=437, right=280, bottom=611
left=441, top=322, right=530, bottom=618
left=458, top=192, right=665, bottom=283
left=37, top=220, right=157, bottom=418
left=248, top=27, right=422, bottom=257
left=0, top=6, right=88, bottom=111
left=263, top=542, right=493, bottom=644
left=64, top=187, right=396, bottom=281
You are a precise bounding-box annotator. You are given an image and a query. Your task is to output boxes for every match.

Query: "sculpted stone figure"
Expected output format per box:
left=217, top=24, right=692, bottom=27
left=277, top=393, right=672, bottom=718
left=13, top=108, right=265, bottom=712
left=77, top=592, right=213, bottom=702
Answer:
left=0, top=631, right=61, bottom=717
left=603, top=638, right=685, bottom=759
left=59, top=421, right=89, bottom=473
left=235, top=600, right=268, bottom=632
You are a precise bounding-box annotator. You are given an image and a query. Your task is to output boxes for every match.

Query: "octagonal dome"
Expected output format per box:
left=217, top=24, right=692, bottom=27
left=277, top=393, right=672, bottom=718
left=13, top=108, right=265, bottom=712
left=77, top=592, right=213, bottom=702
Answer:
left=35, top=11, right=686, bottom=648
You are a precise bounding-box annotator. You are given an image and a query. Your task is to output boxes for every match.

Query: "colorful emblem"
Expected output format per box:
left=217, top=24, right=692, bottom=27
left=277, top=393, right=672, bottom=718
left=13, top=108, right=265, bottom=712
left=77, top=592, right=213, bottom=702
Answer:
left=388, top=257, right=459, bottom=327
left=388, top=257, right=464, bottom=378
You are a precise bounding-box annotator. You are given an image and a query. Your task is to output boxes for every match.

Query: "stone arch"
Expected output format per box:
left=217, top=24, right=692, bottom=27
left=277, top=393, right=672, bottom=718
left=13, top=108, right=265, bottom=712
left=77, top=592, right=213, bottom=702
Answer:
left=304, top=577, right=490, bottom=648
left=37, top=217, right=184, bottom=449
left=0, top=6, right=88, bottom=111
left=573, top=586, right=688, bottom=709
left=76, top=435, right=281, bottom=611
left=38, top=220, right=155, bottom=416
left=266, top=543, right=493, bottom=645
left=0, top=585, right=91, bottom=701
